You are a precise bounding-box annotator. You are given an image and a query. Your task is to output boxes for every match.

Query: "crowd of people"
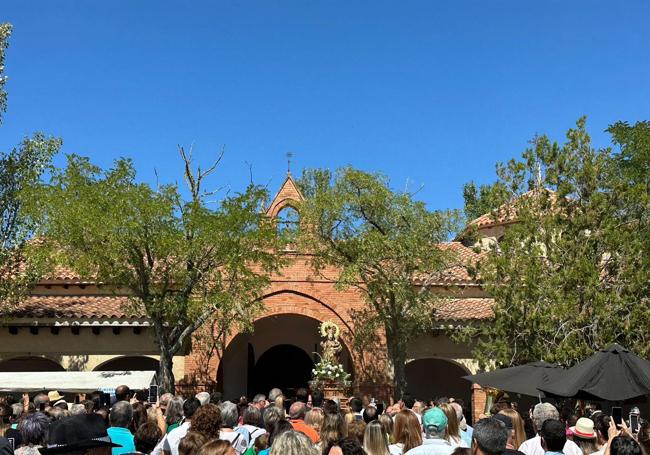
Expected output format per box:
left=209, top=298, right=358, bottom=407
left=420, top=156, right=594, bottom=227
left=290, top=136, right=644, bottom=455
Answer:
left=0, top=385, right=648, bottom=455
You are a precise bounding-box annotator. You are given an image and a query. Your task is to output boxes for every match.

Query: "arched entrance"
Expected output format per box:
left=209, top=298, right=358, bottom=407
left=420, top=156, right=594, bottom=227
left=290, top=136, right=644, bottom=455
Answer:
left=94, top=356, right=159, bottom=372
left=0, top=356, right=64, bottom=372
left=405, top=358, right=471, bottom=405
left=218, top=314, right=354, bottom=399
left=251, top=344, right=314, bottom=398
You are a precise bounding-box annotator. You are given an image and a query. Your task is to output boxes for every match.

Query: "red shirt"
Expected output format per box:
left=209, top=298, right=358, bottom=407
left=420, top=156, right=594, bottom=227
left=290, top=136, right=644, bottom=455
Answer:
left=289, top=419, right=320, bottom=443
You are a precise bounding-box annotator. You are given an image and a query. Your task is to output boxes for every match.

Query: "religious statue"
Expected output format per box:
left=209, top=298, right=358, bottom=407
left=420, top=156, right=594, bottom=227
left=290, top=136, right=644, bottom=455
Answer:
left=320, top=321, right=342, bottom=364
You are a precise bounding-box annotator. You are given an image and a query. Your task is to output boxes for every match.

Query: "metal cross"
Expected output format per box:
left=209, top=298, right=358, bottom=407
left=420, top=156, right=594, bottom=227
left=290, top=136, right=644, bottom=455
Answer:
left=287, top=151, right=294, bottom=174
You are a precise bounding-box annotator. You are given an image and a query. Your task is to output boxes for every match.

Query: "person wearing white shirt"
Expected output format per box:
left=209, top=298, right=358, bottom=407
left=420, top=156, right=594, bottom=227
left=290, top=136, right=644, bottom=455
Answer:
left=161, top=398, right=201, bottom=455
left=238, top=406, right=266, bottom=448
left=519, top=403, right=582, bottom=455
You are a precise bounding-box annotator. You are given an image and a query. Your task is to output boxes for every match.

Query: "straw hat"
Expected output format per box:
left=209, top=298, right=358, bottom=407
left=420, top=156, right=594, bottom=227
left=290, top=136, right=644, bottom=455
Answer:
left=570, top=417, right=597, bottom=439
left=48, top=391, right=64, bottom=402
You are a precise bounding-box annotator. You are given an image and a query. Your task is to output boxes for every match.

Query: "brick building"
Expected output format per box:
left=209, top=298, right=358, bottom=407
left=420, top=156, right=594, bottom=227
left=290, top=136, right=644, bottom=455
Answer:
left=0, top=173, right=498, bottom=416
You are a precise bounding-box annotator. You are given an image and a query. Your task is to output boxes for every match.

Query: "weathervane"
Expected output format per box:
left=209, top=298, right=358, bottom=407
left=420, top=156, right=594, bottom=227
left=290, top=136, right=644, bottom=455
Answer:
left=286, top=151, right=294, bottom=174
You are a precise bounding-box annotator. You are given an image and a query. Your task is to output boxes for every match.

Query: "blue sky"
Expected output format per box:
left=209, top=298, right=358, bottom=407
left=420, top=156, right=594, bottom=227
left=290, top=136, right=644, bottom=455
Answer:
left=1, top=1, right=649, bottom=212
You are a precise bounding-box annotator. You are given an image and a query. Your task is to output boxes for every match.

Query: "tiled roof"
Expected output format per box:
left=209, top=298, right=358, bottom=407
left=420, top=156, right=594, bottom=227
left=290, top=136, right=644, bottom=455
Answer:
left=414, top=242, right=483, bottom=285
left=34, top=243, right=484, bottom=287
left=465, top=188, right=557, bottom=230
left=8, top=243, right=487, bottom=321
left=43, top=265, right=85, bottom=282
left=9, top=294, right=493, bottom=321
left=9, top=294, right=137, bottom=319
left=435, top=297, right=494, bottom=320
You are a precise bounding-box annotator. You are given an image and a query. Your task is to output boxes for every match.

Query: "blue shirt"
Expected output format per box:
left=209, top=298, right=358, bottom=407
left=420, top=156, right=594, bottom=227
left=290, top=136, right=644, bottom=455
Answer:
left=465, top=425, right=474, bottom=441
left=405, top=438, right=455, bottom=455
left=107, top=426, right=135, bottom=455
left=460, top=429, right=472, bottom=447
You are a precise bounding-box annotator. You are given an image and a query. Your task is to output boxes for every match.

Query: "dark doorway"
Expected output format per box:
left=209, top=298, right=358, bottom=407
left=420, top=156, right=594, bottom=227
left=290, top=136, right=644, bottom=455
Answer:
left=251, top=344, right=314, bottom=398
left=94, top=356, right=159, bottom=371
left=405, top=358, right=471, bottom=405
left=0, top=356, right=64, bottom=372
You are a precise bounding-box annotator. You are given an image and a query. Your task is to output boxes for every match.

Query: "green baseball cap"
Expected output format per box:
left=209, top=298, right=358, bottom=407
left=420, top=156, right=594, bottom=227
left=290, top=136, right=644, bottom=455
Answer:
left=423, top=407, right=448, bottom=431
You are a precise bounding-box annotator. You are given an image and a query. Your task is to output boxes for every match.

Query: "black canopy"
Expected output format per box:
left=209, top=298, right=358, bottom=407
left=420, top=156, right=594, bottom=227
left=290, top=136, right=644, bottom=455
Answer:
left=463, top=361, right=564, bottom=397
left=539, top=344, right=650, bottom=401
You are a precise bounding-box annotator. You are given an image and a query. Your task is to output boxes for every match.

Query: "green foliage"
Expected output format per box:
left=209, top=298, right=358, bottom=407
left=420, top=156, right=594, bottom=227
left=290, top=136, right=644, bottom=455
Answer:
left=453, top=118, right=650, bottom=368
left=462, top=180, right=510, bottom=222
left=0, top=134, right=61, bottom=310
left=0, top=23, right=11, bottom=124
left=37, top=151, right=283, bottom=391
left=0, top=134, right=60, bottom=313
left=297, top=167, right=459, bottom=397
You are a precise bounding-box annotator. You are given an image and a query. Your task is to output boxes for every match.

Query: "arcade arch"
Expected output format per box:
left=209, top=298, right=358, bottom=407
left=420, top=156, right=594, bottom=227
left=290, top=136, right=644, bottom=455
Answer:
left=404, top=357, right=471, bottom=405
left=217, top=313, right=354, bottom=399
left=0, top=356, right=65, bottom=372
left=94, top=356, right=160, bottom=372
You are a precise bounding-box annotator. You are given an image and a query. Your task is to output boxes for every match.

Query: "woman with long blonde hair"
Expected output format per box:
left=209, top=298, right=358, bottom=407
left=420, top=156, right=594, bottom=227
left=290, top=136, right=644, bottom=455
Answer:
left=440, top=403, right=468, bottom=448
left=379, top=414, right=394, bottom=444
left=390, top=410, right=422, bottom=455
left=319, top=413, right=347, bottom=455
left=499, top=408, right=526, bottom=449
left=364, top=420, right=390, bottom=455
left=270, top=430, right=319, bottom=455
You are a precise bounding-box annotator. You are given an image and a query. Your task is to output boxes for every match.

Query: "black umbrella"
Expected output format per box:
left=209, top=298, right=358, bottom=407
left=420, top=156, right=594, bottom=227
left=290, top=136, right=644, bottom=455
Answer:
left=462, top=361, right=564, bottom=398
left=539, top=344, right=650, bottom=401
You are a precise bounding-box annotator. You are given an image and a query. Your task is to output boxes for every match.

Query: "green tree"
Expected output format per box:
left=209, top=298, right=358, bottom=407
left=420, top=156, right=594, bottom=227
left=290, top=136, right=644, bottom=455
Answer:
left=462, top=180, right=510, bottom=222
left=297, top=167, right=458, bottom=398
left=454, top=118, right=650, bottom=368
left=0, top=23, right=11, bottom=123
left=38, top=149, right=283, bottom=392
left=1, top=135, right=61, bottom=310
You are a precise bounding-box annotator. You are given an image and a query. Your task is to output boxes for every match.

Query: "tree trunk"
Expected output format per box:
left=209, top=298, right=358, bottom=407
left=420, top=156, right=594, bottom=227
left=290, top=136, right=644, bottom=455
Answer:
left=153, top=323, right=177, bottom=394
left=158, top=344, right=176, bottom=394
left=385, top=327, right=408, bottom=401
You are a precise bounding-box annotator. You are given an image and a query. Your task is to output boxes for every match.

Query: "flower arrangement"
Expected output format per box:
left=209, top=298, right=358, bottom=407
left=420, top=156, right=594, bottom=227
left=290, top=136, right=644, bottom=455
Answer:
left=309, top=354, right=351, bottom=390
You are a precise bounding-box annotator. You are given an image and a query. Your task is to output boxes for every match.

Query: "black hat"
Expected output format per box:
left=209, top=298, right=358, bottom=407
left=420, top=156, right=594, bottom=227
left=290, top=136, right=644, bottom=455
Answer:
left=0, top=437, right=15, bottom=455
left=39, top=414, right=121, bottom=454
left=494, top=413, right=513, bottom=430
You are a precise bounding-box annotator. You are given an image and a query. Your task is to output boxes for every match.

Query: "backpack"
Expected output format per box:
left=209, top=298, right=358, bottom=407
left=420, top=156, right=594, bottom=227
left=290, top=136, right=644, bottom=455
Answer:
left=234, top=426, right=251, bottom=451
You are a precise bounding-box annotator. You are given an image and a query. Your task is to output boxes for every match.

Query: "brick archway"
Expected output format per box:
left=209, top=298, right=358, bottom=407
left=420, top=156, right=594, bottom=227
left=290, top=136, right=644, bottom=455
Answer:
left=216, top=312, right=356, bottom=398
left=208, top=288, right=358, bottom=360
left=184, top=288, right=361, bottom=393
left=252, top=289, right=354, bottom=334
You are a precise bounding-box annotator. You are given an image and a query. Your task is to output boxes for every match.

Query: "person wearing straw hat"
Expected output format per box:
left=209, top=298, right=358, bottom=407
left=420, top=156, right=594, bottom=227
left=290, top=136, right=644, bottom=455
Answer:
left=47, top=392, right=64, bottom=407
left=570, top=418, right=598, bottom=455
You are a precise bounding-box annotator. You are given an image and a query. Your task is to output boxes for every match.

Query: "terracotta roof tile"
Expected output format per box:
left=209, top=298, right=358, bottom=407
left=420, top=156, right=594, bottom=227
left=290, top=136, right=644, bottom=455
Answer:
left=9, top=294, right=493, bottom=322
left=10, top=244, right=487, bottom=320
left=465, top=188, right=558, bottom=230
left=9, top=295, right=139, bottom=319
left=44, top=265, right=85, bottom=282
left=434, top=297, right=494, bottom=320
left=414, top=242, right=483, bottom=285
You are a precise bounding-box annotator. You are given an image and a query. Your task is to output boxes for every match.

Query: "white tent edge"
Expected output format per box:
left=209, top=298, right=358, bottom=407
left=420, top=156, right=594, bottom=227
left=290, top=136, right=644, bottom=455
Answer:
left=0, top=370, right=157, bottom=393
